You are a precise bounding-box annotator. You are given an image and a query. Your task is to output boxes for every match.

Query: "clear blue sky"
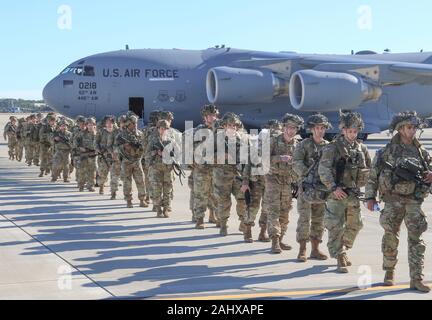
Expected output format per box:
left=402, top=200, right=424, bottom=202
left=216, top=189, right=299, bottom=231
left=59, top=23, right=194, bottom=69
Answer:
left=1, top=0, right=431, bottom=99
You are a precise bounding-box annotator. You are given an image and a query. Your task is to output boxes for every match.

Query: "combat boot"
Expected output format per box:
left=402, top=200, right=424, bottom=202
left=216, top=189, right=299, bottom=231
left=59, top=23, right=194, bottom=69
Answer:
left=79, top=187, right=84, bottom=192
left=145, top=195, right=150, bottom=203
left=344, top=254, right=352, bottom=266
left=156, top=207, right=164, bottom=218
left=99, top=186, right=104, bottom=195
left=258, top=226, right=270, bottom=242
left=244, top=225, right=253, bottom=243
left=195, top=217, right=205, bottom=230
left=140, top=199, right=149, bottom=208
left=39, top=171, right=44, bottom=178
left=110, top=192, right=116, bottom=200
left=51, top=177, right=57, bottom=183
left=152, top=205, right=157, bottom=212
left=209, top=209, right=218, bottom=224
left=163, top=208, right=171, bottom=218
left=219, top=221, right=228, bottom=237
left=310, top=239, right=328, bottom=260
left=336, top=253, right=349, bottom=273
left=271, top=237, right=282, bottom=254
left=63, top=178, right=70, bottom=183
left=297, top=241, right=308, bottom=262
left=279, top=235, right=292, bottom=251
left=239, top=221, right=246, bottom=233
left=126, top=200, right=133, bottom=208
left=45, top=169, right=50, bottom=175
left=215, top=221, right=221, bottom=228
left=384, top=271, right=395, bottom=286
left=410, top=279, right=431, bottom=293
left=88, top=187, right=96, bottom=192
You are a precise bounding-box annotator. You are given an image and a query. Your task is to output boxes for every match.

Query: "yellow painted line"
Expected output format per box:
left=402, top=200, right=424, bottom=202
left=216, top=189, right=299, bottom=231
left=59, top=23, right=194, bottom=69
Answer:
left=160, top=283, right=431, bottom=300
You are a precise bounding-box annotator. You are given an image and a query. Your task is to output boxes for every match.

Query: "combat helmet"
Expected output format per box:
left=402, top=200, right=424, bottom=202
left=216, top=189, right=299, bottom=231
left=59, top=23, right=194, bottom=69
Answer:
left=281, top=113, right=304, bottom=129
left=85, top=117, right=96, bottom=125
left=76, top=115, right=86, bottom=124
left=149, top=111, right=161, bottom=126
left=221, top=112, right=242, bottom=128
left=9, top=116, right=17, bottom=122
left=389, top=111, right=424, bottom=134
left=262, top=119, right=282, bottom=132
left=201, top=104, right=220, bottom=117
left=160, top=111, right=174, bottom=121
left=306, top=113, right=332, bottom=129
left=339, top=111, right=364, bottom=131
left=125, top=115, right=139, bottom=126
left=157, top=119, right=170, bottom=129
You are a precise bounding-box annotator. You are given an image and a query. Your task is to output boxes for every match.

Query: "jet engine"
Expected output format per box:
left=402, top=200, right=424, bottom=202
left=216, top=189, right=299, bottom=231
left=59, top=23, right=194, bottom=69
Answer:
left=206, top=67, right=289, bottom=105
left=289, top=70, right=382, bottom=111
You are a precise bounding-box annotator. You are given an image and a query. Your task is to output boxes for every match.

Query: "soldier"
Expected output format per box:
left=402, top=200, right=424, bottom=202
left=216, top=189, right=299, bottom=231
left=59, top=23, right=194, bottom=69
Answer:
left=52, top=121, right=73, bottom=182
left=365, top=111, right=432, bottom=292
left=3, top=116, right=18, bottom=160
left=96, top=115, right=119, bottom=198
left=213, top=112, right=247, bottom=236
left=239, top=120, right=282, bottom=243
left=72, top=116, right=86, bottom=185
left=266, top=114, right=302, bottom=253
left=38, top=114, right=56, bottom=177
left=141, top=111, right=161, bottom=204
left=293, top=114, right=331, bottom=262
left=24, top=115, right=37, bottom=166
left=116, top=115, right=148, bottom=208
left=75, top=118, right=98, bottom=192
left=193, top=104, right=219, bottom=229
left=15, top=118, right=25, bottom=162
left=146, top=119, right=178, bottom=218
left=318, top=111, right=371, bottom=273
left=32, top=113, right=43, bottom=166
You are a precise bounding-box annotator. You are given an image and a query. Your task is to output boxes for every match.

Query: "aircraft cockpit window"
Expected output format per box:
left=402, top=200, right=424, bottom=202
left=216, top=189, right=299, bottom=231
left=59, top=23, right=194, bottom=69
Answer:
left=83, top=66, right=95, bottom=77
left=60, top=67, right=83, bottom=76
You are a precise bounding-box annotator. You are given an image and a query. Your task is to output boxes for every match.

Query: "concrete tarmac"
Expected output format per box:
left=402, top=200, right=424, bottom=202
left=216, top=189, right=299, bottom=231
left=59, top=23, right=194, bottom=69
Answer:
left=1, top=113, right=432, bottom=300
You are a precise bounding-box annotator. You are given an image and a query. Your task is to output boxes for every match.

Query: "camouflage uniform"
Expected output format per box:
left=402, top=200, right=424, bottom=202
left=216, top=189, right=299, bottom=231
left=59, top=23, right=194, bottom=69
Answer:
left=193, top=106, right=219, bottom=229
left=71, top=116, right=86, bottom=186
left=96, top=118, right=119, bottom=197
left=74, top=119, right=97, bottom=191
left=365, top=111, right=431, bottom=292
left=146, top=120, right=176, bottom=217
left=213, top=113, right=247, bottom=236
left=33, top=115, right=43, bottom=166
left=293, top=114, right=331, bottom=262
left=38, top=116, right=56, bottom=177
left=265, top=114, right=302, bottom=253
left=116, top=116, right=148, bottom=208
left=52, top=123, right=73, bottom=182
left=318, top=112, right=371, bottom=273
left=15, top=118, right=25, bottom=162
left=3, top=117, right=18, bottom=160
left=24, top=116, right=37, bottom=166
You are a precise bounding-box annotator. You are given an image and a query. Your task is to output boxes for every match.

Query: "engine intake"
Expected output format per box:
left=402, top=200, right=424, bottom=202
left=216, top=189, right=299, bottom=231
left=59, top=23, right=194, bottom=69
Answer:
left=206, top=67, right=288, bottom=105
left=289, top=70, right=382, bottom=111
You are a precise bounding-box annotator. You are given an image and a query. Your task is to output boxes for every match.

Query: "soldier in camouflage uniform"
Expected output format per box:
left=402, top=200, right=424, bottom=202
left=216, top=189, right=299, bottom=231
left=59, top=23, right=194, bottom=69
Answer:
left=38, top=114, right=56, bottom=177
left=213, top=112, right=247, bottom=236
left=318, top=112, right=371, bottom=273
left=239, top=120, right=281, bottom=243
left=141, top=111, right=161, bottom=204
left=15, top=118, right=26, bottom=162
left=146, top=119, right=177, bottom=218
left=33, top=113, right=43, bottom=166
left=72, top=116, right=86, bottom=186
left=293, top=114, right=330, bottom=262
left=116, top=115, right=148, bottom=208
left=3, top=116, right=18, bottom=160
left=75, top=118, right=97, bottom=192
left=365, top=111, right=432, bottom=292
left=193, top=104, right=219, bottom=229
left=96, top=115, right=119, bottom=198
left=52, top=120, right=73, bottom=182
left=266, top=114, right=303, bottom=253
left=24, top=115, right=37, bottom=166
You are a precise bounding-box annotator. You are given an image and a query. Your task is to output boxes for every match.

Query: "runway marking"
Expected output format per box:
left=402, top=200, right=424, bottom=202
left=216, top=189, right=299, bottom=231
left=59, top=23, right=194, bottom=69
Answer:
left=162, top=283, right=431, bottom=300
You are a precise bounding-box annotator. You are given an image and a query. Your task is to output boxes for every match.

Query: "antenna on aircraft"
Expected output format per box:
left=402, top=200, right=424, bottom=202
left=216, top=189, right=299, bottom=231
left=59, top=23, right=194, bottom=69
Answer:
left=126, top=44, right=130, bottom=50
left=384, top=48, right=391, bottom=53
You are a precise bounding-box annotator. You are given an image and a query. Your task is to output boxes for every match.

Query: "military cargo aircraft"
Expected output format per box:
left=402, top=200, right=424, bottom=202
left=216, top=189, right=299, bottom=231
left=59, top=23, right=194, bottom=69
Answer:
left=43, top=46, right=432, bottom=138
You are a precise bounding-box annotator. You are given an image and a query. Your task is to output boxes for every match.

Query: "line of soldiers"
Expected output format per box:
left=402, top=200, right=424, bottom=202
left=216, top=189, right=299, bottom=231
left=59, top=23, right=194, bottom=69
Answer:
left=3, top=108, right=431, bottom=293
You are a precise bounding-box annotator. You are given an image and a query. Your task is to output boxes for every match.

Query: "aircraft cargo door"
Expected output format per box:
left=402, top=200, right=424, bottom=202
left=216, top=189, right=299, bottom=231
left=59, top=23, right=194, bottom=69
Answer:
left=129, top=97, right=144, bottom=119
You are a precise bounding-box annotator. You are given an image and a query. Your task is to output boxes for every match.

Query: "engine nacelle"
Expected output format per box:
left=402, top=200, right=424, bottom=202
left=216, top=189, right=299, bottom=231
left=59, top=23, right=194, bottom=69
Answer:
left=206, top=67, right=288, bottom=105
left=289, top=70, right=382, bottom=111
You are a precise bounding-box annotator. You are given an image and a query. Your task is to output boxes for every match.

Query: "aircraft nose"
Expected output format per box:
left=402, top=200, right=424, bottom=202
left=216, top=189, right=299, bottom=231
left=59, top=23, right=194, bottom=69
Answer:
left=42, top=77, right=62, bottom=111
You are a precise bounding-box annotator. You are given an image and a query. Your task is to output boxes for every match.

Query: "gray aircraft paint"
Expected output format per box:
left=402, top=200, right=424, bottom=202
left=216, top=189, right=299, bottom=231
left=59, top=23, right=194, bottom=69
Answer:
left=43, top=47, right=432, bottom=133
